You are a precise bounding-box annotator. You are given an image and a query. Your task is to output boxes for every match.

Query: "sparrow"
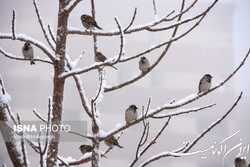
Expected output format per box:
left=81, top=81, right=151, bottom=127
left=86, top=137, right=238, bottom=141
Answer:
left=234, top=157, right=248, bottom=167
left=95, top=52, right=117, bottom=70
left=80, top=14, right=103, bottom=30
left=139, top=56, right=150, bottom=73
left=22, top=42, right=35, bottom=65
left=79, top=145, right=93, bottom=155
left=198, top=74, right=213, bottom=93
left=125, top=105, right=138, bottom=123
left=104, top=135, right=124, bottom=149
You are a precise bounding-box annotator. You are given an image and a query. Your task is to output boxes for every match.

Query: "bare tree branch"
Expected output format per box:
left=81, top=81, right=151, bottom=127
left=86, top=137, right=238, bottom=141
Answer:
left=151, top=103, right=216, bottom=119
left=11, top=10, right=16, bottom=40
left=130, top=117, right=171, bottom=167
left=0, top=33, right=55, bottom=62
left=48, top=24, right=57, bottom=45
left=99, top=47, right=249, bottom=143
left=183, top=92, right=243, bottom=153
left=33, top=0, right=56, bottom=51
left=67, top=0, right=199, bottom=36
left=152, top=0, right=158, bottom=20
left=124, top=8, right=137, bottom=32
left=0, top=47, right=53, bottom=65
left=140, top=92, right=244, bottom=167
left=16, top=113, right=28, bottom=167
left=104, top=0, right=218, bottom=92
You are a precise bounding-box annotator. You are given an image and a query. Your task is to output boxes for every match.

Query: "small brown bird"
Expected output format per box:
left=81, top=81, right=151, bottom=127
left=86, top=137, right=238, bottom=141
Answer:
left=95, top=52, right=117, bottom=70
left=22, top=42, right=35, bottom=65
left=234, top=157, right=248, bottom=167
left=81, top=14, right=103, bottom=30
left=79, top=145, right=93, bottom=155
left=198, top=74, right=213, bottom=93
left=139, top=56, right=150, bottom=73
left=104, top=135, right=124, bottom=149
left=125, top=105, right=138, bottom=123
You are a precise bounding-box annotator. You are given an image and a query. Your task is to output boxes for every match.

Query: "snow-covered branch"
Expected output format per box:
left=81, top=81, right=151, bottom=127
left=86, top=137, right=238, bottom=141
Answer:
left=0, top=76, right=29, bottom=167
left=0, top=33, right=55, bottom=62
left=183, top=92, right=243, bottom=153
left=33, top=0, right=56, bottom=51
left=65, top=55, right=92, bottom=117
left=112, top=17, right=124, bottom=65
left=66, top=0, right=199, bottom=36
left=64, top=0, right=82, bottom=13
left=139, top=92, right=243, bottom=167
left=99, top=48, right=249, bottom=140
left=0, top=47, right=53, bottom=65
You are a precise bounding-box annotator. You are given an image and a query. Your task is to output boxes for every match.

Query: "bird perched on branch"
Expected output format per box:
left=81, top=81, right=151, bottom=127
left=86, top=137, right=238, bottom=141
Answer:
left=234, top=157, right=248, bottom=167
left=104, top=135, right=124, bottom=148
left=95, top=52, right=117, bottom=70
left=125, top=105, right=138, bottom=123
left=81, top=14, right=103, bottom=30
left=22, top=42, right=35, bottom=65
left=79, top=145, right=93, bottom=155
left=198, top=74, right=213, bottom=93
left=139, top=56, right=150, bottom=73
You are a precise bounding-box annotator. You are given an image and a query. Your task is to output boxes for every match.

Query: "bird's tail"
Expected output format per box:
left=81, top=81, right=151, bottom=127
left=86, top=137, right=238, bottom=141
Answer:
left=95, top=24, right=103, bottom=30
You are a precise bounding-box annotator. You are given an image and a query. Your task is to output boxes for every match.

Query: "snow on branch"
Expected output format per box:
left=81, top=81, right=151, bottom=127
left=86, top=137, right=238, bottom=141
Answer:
left=0, top=77, right=29, bottom=167
left=66, top=0, right=199, bottom=36
left=33, top=0, right=56, bottom=51
left=112, top=17, right=125, bottom=65
left=65, top=55, right=92, bottom=117
left=11, top=10, right=16, bottom=40
left=0, top=47, right=53, bottom=65
left=98, top=48, right=249, bottom=140
left=183, top=92, right=243, bottom=153
left=0, top=33, right=55, bottom=62
left=104, top=0, right=219, bottom=92
left=64, top=0, right=82, bottom=13
left=140, top=92, right=243, bottom=167
left=16, top=113, right=29, bottom=167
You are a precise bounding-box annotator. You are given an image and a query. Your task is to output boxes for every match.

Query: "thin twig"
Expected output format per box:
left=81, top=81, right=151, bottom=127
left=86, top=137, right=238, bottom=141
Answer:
left=152, top=0, right=158, bottom=20
left=67, top=0, right=199, bottom=36
left=130, top=117, right=171, bottom=167
left=0, top=33, right=55, bottom=62
left=11, top=10, right=16, bottom=40
left=33, top=109, right=46, bottom=123
left=33, top=0, right=56, bottom=51
left=183, top=92, right=243, bottom=153
left=140, top=92, right=244, bottom=167
left=17, top=113, right=28, bottom=167
left=104, top=0, right=218, bottom=92
left=0, top=47, right=53, bottom=65
left=151, top=103, right=216, bottom=119
left=42, top=97, right=52, bottom=155
left=124, top=8, right=137, bottom=32
left=48, top=24, right=57, bottom=44
left=112, top=17, right=124, bottom=66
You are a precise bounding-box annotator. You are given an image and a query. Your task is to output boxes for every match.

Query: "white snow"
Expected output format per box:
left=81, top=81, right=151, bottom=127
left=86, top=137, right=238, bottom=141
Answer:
left=0, top=77, right=11, bottom=105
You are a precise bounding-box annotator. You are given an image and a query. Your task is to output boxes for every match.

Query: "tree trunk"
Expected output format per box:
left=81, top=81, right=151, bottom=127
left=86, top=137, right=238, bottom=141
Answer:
left=46, top=0, right=68, bottom=166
